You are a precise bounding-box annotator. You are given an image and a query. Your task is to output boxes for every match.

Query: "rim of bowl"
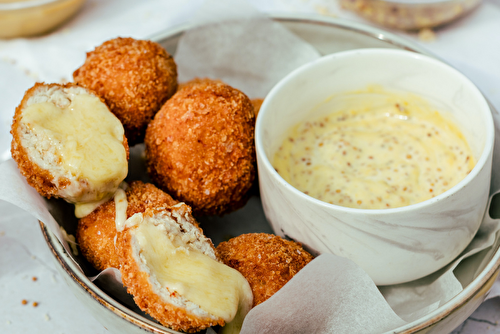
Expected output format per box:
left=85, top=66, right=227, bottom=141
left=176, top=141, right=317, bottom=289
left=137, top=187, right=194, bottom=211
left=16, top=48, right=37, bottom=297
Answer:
left=255, top=48, right=495, bottom=215
left=149, top=12, right=436, bottom=57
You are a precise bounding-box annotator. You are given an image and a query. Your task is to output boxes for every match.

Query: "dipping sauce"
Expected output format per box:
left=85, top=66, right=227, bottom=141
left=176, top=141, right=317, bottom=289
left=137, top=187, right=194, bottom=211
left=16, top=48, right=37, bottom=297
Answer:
left=273, top=88, right=475, bottom=209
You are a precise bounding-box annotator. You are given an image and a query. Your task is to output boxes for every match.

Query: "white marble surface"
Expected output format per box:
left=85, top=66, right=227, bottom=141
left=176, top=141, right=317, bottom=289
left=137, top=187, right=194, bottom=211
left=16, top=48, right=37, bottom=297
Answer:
left=1, top=0, right=500, bottom=333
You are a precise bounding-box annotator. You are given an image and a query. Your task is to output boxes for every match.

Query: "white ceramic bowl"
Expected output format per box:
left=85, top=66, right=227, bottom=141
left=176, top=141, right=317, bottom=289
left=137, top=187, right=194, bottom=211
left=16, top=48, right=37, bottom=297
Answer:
left=256, top=48, right=494, bottom=285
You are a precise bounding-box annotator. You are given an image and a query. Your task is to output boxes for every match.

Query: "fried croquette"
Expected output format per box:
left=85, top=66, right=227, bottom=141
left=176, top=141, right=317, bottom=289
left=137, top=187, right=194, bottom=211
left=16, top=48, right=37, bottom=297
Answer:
left=177, top=77, right=225, bottom=91
left=76, top=181, right=178, bottom=271
left=251, top=98, right=264, bottom=118
left=216, top=233, right=314, bottom=307
left=116, top=205, right=252, bottom=333
left=145, top=80, right=256, bottom=216
left=73, top=37, right=178, bottom=145
left=11, top=82, right=129, bottom=204
left=180, top=81, right=263, bottom=118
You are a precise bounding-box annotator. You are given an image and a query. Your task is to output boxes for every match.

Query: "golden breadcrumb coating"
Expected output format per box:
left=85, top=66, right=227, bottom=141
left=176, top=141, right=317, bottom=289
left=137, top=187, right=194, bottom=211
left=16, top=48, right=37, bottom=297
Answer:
left=145, top=80, right=256, bottom=216
left=251, top=98, right=264, bottom=118
left=116, top=206, right=223, bottom=333
left=10, top=82, right=129, bottom=201
left=177, top=77, right=225, bottom=91
left=76, top=181, right=178, bottom=271
left=73, top=37, right=177, bottom=145
left=180, top=80, right=262, bottom=119
left=216, top=233, right=314, bottom=307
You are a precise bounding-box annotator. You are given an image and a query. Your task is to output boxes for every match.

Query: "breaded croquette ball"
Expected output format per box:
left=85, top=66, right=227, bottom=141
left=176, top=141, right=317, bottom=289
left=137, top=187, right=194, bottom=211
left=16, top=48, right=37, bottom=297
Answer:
left=116, top=205, right=252, bottom=333
left=73, top=37, right=177, bottom=145
left=11, top=82, right=129, bottom=204
left=216, top=233, right=314, bottom=307
left=251, top=98, right=264, bottom=118
left=145, top=80, right=256, bottom=216
left=76, top=181, right=178, bottom=271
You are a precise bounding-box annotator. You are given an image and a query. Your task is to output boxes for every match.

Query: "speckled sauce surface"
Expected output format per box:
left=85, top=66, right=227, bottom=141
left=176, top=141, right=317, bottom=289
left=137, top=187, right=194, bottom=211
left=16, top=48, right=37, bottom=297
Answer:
left=1, top=0, right=500, bottom=333
left=273, top=89, right=475, bottom=209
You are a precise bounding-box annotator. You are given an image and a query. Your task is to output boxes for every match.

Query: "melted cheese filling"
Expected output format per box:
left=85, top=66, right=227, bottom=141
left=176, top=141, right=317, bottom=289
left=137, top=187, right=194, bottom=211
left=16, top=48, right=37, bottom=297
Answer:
left=133, top=217, right=253, bottom=326
left=114, top=187, right=129, bottom=231
left=273, top=89, right=475, bottom=209
left=21, top=93, right=128, bottom=205
left=75, top=182, right=129, bottom=220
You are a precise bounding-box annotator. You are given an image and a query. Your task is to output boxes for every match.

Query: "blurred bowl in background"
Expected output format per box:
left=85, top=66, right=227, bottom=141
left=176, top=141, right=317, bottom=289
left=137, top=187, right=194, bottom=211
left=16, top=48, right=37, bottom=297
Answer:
left=0, top=0, right=85, bottom=38
left=340, top=0, right=482, bottom=30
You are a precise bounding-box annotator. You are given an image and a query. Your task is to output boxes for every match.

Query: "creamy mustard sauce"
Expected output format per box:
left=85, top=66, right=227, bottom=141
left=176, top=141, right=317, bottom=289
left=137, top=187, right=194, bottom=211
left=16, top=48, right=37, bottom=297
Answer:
left=22, top=93, right=128, bottom=208
left=134, top=217, right=253, bottom=326
left=273, top=89, right=475, bottom=209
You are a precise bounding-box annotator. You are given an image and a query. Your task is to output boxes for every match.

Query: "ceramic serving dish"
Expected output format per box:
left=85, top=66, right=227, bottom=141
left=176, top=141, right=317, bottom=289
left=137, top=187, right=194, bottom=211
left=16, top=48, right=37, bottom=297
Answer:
left=40, top=13, right=500, bottom=334
left=256, top=48, right=494, bottom=285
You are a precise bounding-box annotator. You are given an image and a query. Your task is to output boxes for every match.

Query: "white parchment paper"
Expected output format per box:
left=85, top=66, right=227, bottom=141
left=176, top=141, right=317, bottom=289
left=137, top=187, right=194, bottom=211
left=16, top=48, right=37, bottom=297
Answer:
left=0, top=160, right=63, bottom=243
left=175, top=0, right=320, bottom=98
left=1, top=0, right=500, bottom=333
left=241, top=254, right=407, bottom=334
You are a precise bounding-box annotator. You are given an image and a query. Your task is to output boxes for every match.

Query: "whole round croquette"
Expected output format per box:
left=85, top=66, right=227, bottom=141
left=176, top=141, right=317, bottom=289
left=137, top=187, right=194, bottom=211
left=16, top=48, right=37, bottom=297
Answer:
left=76, top=181, right=178, bottom=271
left=73, top=37, right=177, bottom=145
left=144, top=80, right=256, bottom=216
left=216, top=233, right=314, bottom=307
